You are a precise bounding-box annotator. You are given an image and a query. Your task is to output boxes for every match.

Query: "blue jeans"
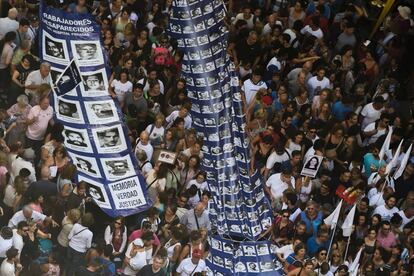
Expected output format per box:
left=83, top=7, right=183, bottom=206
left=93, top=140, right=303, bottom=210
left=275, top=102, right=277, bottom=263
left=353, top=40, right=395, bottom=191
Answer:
left=66, top=246, right=86, bottom=276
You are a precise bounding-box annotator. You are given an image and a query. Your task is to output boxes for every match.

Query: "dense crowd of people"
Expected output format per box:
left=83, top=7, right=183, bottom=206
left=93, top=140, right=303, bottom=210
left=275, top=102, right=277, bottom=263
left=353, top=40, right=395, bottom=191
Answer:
left=0, top=0, right=413, bottom=275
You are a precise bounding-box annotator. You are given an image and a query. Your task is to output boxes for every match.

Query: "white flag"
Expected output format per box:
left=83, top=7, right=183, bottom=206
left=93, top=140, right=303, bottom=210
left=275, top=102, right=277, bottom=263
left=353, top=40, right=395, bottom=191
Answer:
left=341, top=204, right=356, bottom=237
left=385, top=139, right=403, bottom=174
left=379, top=126, right=393, bottom=162
left=349, top=247, right=363, bottom=276
left=324, top=200, right=343, bottom=229
left=394, top=144, right=412, bottom=180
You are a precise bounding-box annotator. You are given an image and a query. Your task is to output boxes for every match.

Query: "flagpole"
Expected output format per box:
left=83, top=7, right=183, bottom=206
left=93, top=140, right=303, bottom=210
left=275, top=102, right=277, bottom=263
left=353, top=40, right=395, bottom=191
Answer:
left=343, top=235, right=351, bottom=263
left=327, top=222, right=337, bottom=256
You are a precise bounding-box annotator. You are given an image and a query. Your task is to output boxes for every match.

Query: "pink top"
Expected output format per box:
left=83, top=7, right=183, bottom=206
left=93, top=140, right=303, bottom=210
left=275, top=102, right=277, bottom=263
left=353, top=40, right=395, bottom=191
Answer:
left=376, top=232, right=396, bottom=249
left=128, top=229, right=160, bottom=246
left=26, top=105, right=53, bottom=141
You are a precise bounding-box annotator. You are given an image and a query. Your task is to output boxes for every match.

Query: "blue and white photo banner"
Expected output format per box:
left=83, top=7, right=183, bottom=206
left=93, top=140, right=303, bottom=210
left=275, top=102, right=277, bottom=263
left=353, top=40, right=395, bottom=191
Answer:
left=169, top=0, right=282, bottom=275
left=39, top=3, right=151, bottom=216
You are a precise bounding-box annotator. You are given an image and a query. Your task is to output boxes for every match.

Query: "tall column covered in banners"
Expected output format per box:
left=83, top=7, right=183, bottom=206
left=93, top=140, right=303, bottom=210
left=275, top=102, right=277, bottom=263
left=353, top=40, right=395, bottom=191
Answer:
left=168, top=0, right=283, bottom=274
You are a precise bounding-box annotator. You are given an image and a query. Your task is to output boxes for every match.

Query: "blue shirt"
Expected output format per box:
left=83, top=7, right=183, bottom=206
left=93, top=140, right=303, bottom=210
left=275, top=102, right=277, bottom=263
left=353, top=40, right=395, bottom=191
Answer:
left=363, top=153, right=386, bottom=178
left=332, top=101, right=353, bottom=121
left=306, top=236, right=329, bottom=257
left=300, top=211, right=323, bottom=237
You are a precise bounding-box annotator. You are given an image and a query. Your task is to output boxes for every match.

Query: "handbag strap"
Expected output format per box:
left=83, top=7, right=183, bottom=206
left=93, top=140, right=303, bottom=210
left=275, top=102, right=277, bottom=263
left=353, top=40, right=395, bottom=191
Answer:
left=194, top=209, right=200, bottom=230
left=189, top=262, right=199, bottom=275
left=146, top=178, right=158, bottom=190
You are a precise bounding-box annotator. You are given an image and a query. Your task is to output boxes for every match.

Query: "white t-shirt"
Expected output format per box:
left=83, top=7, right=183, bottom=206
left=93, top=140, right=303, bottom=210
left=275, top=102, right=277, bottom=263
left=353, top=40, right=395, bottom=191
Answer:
left=166, top=110, right=192, bottom=129
left=137, top=78, right=165, bottom=94
left=266, top=151, right=290, bottom=170
left=265, top=173, right=295, bottom=199
left=372, top=205, right=399, bottom=221
left=360, top=103, right=384, bottom=129
left=186, top=179, right=208, bottom=190
left=242, top=79, right=268, bottom=106
left=135, top=141, right=154, bottom=162
left=111, top=80, right=132, bottom=102
left=12, top=229, right=24, bottom=257
left=124, top=242, right=147, bottom=275
left=300, top=25, right=323, bottom=39
left=8, top=209, right=46, bottom=228
left=0, top=259, right=15, bottom=276
left=397, top=210, right=414, bottom=230
left=363, top=122, right=386, bottom=146
left=145, top=124, right=165, bottom=145
left=266, top=57, right=281, bottom=72
left=176, top=258, right=207, bottom=276
left=0, top=236, right=13, bottom=258
left=307, top=76, right=330, bottom=98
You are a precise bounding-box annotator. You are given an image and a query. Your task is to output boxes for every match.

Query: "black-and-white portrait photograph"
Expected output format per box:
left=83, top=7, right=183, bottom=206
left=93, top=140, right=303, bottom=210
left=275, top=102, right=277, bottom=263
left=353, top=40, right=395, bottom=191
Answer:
left=177, top=10, right=190, bottom=19
left=190, top=7, right=202, bottom=18
left=223, top=242, right=233, bottom=253
left=247, top=262, right=259, bottom=273
left=82, top=71, right=107, bottom=93
left=200, top=49, right=212, bottom=59
left=194, top=22, right=205, bottom=32
left=230, top=224, right=241, bottom=233
left=85, top=100, right=118, bottom=124
left=260, top=261, right=275, bottom=272
left=184, top=38, right=197, bottom=47
left=92, top=125, right=127, bottom=153
left=235, top=262, right=246, bottom=273
left=169, top=23, right=181, bottom=33
left=191, top=103, right=200, bottom=113
left=224, top=258, right=233, bottom=269
left=191, top=64, right=204, bottom=74
left=243, top=245, right=256, bottom=256
left=50, top=68, right=62, bottom=84
left=175, top=0, right=187, bottom=7
left=56, top=98, right=83, bottom=123
left=212, top=102, right=224, bottom=113
left=257, top=244, right=269, bottom=256
left=71, top=41, right=103, bottom=65
left=73, top=155, right=100, bottom=177
left=203, top=3, right=213, bottom=14
left=102, top=156, right=134, bottom=180
left=205, top=62, right=215, bottom=72
left=201, top=105, right=213, bottom=114
left=44, top=36, right=66, bottom=59
left=204, top=118, right=216, bottom=126
left=198, top=92, right=210, bottom=100
left=213, top=256, right=223, bottom=267
left=182, top=24, right=194, bottom=34
left=63, top=127, right=93, bottom=152
left=195, top=78, right=206, bottom=87
left=206, top=17, right=216, bottom=27
left=197, top=35, right=209, bottom=46
left=78, top=176, right=111, bottom=209
left=301, top=155, right=323, bottom=178
left=211, top=239, right=222, bottom=250
left=176, top=38, right=185, bottom=47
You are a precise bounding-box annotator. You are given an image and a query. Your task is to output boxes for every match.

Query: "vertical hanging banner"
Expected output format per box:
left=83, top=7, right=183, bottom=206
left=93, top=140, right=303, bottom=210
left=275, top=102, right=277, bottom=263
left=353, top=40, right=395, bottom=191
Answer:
left=39, top=3, right=152, bottom=216
left=168, top=0, right=282, bottom=275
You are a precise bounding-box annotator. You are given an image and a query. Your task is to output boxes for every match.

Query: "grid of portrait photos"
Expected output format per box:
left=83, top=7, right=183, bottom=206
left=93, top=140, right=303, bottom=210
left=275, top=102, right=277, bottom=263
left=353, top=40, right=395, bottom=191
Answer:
left=206, top=236, right=285, bottom=275
left=167, top=0, right=279, bottom=275
left=41, top=7, right=150, bottom=216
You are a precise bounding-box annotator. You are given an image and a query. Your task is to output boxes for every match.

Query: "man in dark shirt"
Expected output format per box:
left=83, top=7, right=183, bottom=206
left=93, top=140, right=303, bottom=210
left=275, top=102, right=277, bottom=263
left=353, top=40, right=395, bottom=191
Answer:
left=235, top=30, right=261, bottom=68
left=138, top=254, right=166, bottom=276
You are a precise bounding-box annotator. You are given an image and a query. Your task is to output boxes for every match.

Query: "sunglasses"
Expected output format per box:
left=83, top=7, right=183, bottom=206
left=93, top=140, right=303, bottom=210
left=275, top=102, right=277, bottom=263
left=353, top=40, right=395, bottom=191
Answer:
left=114, top=221, right=122, bottom=225
left=282, top=215, right=289, bottom=218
